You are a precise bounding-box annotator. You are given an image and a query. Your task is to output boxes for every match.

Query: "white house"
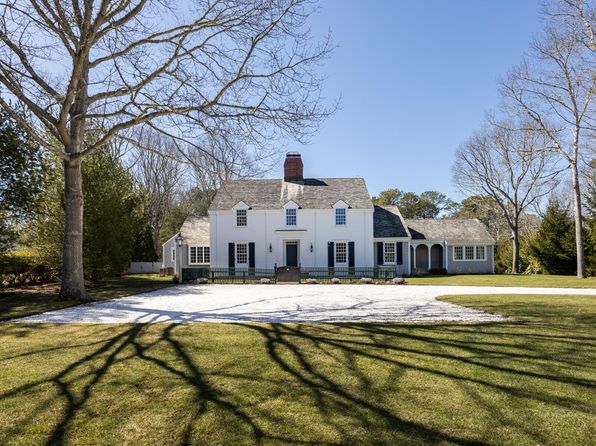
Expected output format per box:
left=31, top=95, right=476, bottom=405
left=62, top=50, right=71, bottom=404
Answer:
left=163, top=152, right=495, bottom=277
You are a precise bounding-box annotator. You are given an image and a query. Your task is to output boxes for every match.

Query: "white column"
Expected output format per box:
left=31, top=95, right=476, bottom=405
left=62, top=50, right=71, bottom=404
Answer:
left=412, top=244, right=416, bottom=272
left=427, top=244, right=432, bottom=271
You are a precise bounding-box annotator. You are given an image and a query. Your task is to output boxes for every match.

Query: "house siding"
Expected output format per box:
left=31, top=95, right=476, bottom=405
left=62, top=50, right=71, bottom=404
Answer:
left=210, top=207, right=374, bottom=269
left=446, top=245, right=494, bottom=274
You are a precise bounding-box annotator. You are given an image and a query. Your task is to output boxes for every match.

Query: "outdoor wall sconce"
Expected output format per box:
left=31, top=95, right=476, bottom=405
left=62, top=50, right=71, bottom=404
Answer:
left=310, top=243, right=313, bottom=252
left=269, top=243, right=272, bottom=253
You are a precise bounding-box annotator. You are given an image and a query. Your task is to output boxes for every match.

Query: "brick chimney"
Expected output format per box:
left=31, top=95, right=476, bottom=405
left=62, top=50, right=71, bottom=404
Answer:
left=284, top=152, right=303, bottom=182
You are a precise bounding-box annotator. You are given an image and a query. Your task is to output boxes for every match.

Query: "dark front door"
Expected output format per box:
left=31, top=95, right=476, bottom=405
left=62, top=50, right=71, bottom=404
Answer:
left=286, top=243, right=298, bottom=267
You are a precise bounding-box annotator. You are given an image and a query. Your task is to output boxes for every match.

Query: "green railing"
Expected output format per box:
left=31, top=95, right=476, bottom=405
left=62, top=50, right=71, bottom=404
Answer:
left=299, top=267, right=396, bottom=283
left=182, top=267, right=276, bottom=283
left=181, top=267, right=397, bottom=284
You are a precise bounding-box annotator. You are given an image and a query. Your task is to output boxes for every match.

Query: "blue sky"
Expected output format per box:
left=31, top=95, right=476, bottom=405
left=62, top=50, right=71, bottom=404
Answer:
left=270, top=0, right=543, bottom=200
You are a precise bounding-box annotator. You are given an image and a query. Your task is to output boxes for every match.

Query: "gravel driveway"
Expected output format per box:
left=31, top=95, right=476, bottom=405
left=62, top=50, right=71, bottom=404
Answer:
left=11, top=284, right=596, bottom=324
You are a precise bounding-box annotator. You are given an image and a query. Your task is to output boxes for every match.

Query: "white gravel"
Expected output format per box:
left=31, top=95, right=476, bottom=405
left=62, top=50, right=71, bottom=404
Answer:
left=9, top=284, right=596, bottom=324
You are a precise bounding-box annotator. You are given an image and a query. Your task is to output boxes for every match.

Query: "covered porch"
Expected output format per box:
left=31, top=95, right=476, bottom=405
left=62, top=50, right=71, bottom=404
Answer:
left=410, top=242, right=446, bottom=274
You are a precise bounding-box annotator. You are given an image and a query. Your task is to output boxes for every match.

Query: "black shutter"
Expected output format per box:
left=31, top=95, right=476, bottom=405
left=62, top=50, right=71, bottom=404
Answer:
left=376, top=242, right=384, bottom=265
left=249, top=242, right=255, bottom=268
left=348, top=242, right=355, bottom=267
left=327, top=242, right=334, bottom=267
left=228, top=243, right=235, bottom=268
left=396, top=242, right=403, bottom=265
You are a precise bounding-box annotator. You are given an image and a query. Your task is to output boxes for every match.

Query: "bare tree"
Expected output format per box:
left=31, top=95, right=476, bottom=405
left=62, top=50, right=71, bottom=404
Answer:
left=500, top=0, right=595, bottom=277
left=453, top=121, right=560, bottom=273
left=0, top=0, right=333, bottom=300
left=130, top=128, right=180, bottom=257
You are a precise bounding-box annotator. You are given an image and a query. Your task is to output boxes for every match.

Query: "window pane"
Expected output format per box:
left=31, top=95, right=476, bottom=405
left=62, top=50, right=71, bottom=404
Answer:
left=236, top=243, right=248, bottom=264
left=286, top=208, right=297, bottom=226
left=335, top=242, right=347, bottom=264
left=204, top=247, right=210, bottom=263
left=197, top=246, right=204, bottom=264
left=335, top=208, right=346, bottom=225
left=476, top=246, right=485, bottom=260
left=190, top=246, right=197, bottom=264
left=237, top=209, right=247, bottom=226
left=465, top=246, right=474, bottom=260
left=384, top=243, right=395, bottom=263
left=454, top=246, right=463, bottom=260
left=171, top=248, right=175, bottom=262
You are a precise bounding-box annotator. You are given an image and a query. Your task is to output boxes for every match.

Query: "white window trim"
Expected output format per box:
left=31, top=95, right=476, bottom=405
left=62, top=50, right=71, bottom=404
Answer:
left=286, top=208, right=297, bottom=226
left=188, top=245, right=210, bottom=265
left=335, top=207, right=347, bottom=226
left=236, top=209, right=247, bottom=227
left=334, top=240, right=348, bottom=266
left=235, top=242, right=249, bottom=266
left=171, top=247, right=176, bottom=262
left=383, top=242, right=396, bottom=265
left=452, top=245, right=487, bottom=262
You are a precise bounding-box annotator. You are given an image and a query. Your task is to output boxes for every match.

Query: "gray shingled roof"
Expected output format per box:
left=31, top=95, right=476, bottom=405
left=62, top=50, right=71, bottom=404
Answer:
left=180, top=216, right=210, bottom=244
left=373, top=205, right=410, bottom=238
left=404, top=218, right=495, bottom=244
left=209, top=178, right=373, bottom=210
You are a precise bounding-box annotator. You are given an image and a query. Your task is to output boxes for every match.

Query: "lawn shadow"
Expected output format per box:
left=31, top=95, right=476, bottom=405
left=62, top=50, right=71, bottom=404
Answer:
left=1, top=317, right=594, bottom=445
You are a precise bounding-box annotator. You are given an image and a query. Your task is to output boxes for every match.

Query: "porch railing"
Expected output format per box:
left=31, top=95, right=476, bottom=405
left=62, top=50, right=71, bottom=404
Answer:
left=181, top=266, right=397, bottom=284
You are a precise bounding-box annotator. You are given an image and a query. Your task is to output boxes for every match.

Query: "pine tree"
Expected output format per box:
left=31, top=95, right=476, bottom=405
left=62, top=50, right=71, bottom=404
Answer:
left=528, top=200, right=576, bottom=275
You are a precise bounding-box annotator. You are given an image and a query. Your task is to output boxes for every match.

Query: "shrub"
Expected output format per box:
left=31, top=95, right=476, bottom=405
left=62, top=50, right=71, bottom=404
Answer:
left=360, top=277, right=373, bottom=284
left=330, top=277, right=340, bottom=284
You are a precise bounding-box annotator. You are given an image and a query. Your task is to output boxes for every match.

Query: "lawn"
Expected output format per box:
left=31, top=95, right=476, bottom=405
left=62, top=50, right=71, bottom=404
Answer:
left=407, top=273, right=596, bottom=288
left=0, top=274, right=174, bottom=321
left=1, top=294, right=594, bottom=445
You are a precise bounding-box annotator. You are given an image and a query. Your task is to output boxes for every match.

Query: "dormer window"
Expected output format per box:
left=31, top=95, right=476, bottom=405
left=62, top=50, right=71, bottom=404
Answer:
left=236, top=209, right=247, bottom=226
left=335, top=208, right=346, bottom=225
left=286, top=208, right=297, bottom=226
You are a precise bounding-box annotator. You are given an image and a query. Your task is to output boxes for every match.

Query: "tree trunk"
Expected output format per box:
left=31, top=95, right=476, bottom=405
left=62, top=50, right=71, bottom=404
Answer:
left=59, top=158, right=90, bottom=301
left=571, top=163, right=586, bottom=278
left=153, top=223, right=160, bottom=260
left=511, top=227, right=520, bottom=274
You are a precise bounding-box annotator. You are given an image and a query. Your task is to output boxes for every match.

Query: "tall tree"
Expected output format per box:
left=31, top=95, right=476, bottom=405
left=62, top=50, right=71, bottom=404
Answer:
left=0, top=0, right=333, bottom=300
left=130, top=129, right=181, bottom=257
left=500, top=0, right=595, bottom=277
left=373, top=188, right=458, bottom=218
left=453, top=121, right=560, bottom=273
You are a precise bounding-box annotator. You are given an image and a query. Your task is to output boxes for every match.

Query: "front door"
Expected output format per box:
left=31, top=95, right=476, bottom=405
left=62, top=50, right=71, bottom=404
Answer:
left=285, top=242, right=298, bottom=267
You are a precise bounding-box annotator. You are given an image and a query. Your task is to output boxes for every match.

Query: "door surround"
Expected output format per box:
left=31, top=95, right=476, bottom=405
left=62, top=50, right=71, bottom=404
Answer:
left=283, top=240, right=300, bottom=267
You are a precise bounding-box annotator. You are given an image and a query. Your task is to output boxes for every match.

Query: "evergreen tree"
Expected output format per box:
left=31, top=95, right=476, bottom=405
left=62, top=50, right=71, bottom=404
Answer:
left=528, top=200, right=576, bottom=275
left=0, top=110, right=48, bottom=252
left=25, top=150, right=148, bottom=280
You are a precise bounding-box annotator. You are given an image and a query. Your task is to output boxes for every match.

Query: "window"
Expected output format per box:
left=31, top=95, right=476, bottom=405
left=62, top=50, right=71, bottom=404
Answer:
left=335, top=242, right=347, bottom=264
left=384, top=242, right=396, bottom=264
left=454, top=246, right=463, bottom=260
left=189, top=246, right=210, bottom=264
left=453, top=245, right=487, bottom=261
left=286, top=208, right=297, bottom=226
left=171, top=247, right=176, bottom=262
left=476, top=246, right=486, bottom=260
left=236, top=243, right=248, bottom=265
left=236, top=209, right=247, bottom=226
left=335, top=208, right=346, bottom=225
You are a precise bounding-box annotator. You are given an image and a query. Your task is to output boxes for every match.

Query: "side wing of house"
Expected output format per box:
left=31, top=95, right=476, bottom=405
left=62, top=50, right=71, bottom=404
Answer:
left=405, top=218, right=495, bottom=274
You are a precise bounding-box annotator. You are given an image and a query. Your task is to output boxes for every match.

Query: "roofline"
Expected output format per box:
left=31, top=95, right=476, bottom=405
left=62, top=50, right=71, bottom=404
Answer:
left=161, top=232, right=180, bottom=247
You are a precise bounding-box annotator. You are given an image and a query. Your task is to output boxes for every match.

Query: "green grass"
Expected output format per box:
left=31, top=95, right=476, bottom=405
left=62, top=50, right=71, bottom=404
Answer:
left=1, top=294, right=595, bottom=445
left=407, top=273, right=596, bottom=288
left=0, top=274, right=174, bottom=321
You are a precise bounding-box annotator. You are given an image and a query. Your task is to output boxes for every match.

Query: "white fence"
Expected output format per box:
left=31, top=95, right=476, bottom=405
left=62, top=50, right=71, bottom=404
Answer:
left=128, top=262, right=161, bottom=274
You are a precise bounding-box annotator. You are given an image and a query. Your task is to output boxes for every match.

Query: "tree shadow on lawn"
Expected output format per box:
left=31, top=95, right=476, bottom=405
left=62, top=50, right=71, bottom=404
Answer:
left=0, top=319, right=594, bottom=445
